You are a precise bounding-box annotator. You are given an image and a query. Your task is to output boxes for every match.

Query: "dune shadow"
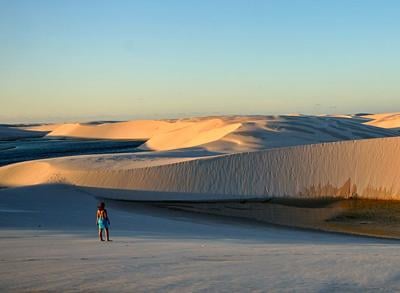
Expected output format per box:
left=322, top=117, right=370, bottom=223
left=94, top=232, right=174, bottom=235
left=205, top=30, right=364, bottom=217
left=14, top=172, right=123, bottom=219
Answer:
left=2, top=183, right=400, bottom=244
left=77, top=185, right=400, bottom=241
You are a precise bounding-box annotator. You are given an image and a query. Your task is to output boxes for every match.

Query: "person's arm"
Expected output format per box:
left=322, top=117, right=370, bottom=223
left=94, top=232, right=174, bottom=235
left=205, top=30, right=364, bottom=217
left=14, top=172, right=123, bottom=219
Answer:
left=96, top=210, right=99, bottom=225
left=105, top=209, right=110, bottom=225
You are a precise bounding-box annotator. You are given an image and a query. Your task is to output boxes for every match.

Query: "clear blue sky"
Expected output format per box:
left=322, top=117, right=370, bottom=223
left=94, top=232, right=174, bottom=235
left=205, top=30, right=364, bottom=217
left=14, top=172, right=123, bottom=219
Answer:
left=1, top=0, right=399, bottom=123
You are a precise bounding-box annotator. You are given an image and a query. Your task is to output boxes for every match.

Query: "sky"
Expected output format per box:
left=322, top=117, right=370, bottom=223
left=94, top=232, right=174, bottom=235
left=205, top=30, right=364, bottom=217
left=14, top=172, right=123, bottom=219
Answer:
left=1, top=0, right=400, bottom=123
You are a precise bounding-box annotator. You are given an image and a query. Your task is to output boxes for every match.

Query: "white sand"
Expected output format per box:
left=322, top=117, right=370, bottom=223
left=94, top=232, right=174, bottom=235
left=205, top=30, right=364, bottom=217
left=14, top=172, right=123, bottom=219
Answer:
left=1, top=184, right=400, bottom=292
left=1, top=136, right=399, bottom=201
left=2, top=113, right=400, bottom=291
left=2, top=114, right=399, bottom=201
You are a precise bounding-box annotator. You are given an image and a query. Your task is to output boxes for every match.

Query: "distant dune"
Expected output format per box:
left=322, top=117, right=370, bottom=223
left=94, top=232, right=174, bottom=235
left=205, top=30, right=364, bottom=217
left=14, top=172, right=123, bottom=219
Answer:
left=26, top=120, right=180, bottom=140
left=20, top=114, right=398, bottom=152
left=1, top=113, right=399, bottom=202
left=362, top=113, right=400, bottom=130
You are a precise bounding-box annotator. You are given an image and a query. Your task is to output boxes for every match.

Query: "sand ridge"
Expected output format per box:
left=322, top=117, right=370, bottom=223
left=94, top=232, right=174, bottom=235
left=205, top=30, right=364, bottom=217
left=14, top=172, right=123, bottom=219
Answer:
left=20, top=115, right=398, bottom=152
left=362, top=112, right=400, bottom=129
left=1, top=136, right=400, bottom=201
left=1, top=113, right=400, bottom=201
left=141, top=119, right=242, bottom=151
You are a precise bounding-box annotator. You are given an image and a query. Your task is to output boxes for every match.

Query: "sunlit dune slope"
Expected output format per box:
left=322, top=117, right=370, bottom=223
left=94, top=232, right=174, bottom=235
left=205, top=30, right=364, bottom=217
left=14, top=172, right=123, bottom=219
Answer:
left=1, top=137, right=399, bottom=201
left=141, top=119, right=242, bottom=151
left=362, top=113, right=400, bottom=130
left=31, top=120, right=181, bottom=140
left=22, top=115, right=398, bottom=152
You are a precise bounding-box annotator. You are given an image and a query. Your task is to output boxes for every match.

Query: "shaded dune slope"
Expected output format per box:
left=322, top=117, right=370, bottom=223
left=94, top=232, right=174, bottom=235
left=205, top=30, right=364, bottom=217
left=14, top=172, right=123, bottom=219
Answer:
left=0, top=125, right=46, bottom=140
left=202, top=115, right=396, bottom=152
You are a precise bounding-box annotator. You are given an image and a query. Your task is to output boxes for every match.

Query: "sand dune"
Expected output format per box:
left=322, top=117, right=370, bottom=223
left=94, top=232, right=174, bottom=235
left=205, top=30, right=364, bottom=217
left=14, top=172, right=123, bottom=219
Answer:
left=0, top=161, right=57, bottom=186
left=23, top=115, right=397, bottom=152
left=201, top=115, right=396, bottom=152
left=362, top=112, right=400, bottom=130
left=141, top=119, right=242, bottom=151
left=33, top=120, right=179, bottom=140
left=2, top=113, right=399, bottom=202
left=1, top=136, right=399, bottom=201
left=27, top=119, right=243, bottom=150
left=2, top=114, right=399, bottom=202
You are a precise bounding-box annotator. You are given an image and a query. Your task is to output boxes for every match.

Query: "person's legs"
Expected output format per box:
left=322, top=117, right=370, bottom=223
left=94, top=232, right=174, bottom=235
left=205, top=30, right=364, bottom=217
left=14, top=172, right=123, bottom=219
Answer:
left=105, top=228, right=110, bottom=241
left=99, top=228, right=104, bottom=241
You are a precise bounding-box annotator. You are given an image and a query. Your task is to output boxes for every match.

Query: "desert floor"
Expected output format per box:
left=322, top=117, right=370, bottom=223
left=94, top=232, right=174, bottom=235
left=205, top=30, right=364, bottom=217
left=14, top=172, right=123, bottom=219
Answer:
left=1, top=184, right=400, bottom=292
